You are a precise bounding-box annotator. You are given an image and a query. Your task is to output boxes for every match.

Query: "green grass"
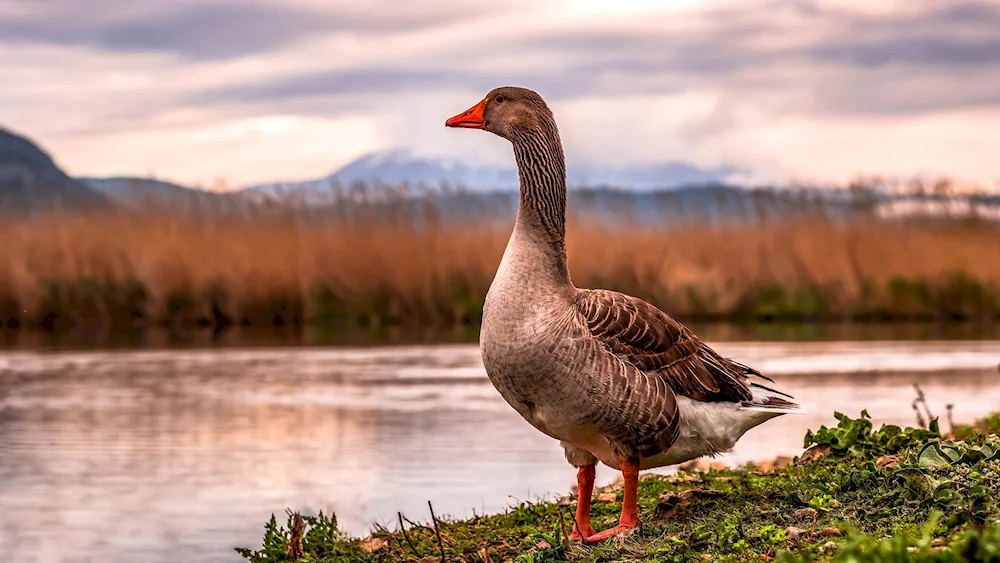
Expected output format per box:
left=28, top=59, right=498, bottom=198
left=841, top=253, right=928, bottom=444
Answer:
left=238, top=412, right=1000, bottom=562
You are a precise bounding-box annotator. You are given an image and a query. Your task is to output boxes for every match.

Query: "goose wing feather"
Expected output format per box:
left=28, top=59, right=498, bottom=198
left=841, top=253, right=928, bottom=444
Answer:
left=575, top=288, right=761, bottom=404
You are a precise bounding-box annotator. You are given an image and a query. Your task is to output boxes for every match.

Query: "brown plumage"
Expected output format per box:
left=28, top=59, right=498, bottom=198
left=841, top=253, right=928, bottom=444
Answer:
left=446, top=86, right=802, bottom=543
left=576, top=288, right=757, bottom=403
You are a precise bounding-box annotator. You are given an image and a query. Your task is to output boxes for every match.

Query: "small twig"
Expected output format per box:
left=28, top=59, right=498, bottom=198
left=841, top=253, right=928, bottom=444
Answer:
left=913, top=383, right=935, bottom=426
left=428, top=501, right=446, bottom=562
left=398, top=512, right=420, bottom=558
left=372, top=522, right=393, bottom=537
left=912, top=398, right=926, bottom=429
left=402, top=514, right=425, bottom=530
left=566, top=502, right=589, bottom=545
left=374, top=522, right=405, bottom=555
left=557, top=508, right=569, bottom=546
left=946, top=403, right=955, bottom=436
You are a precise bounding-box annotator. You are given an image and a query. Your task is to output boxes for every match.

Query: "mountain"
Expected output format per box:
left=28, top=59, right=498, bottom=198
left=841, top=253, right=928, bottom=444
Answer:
left=334, top=150, right=520, bottom=189
left=239, top=150, right=514, bottom=205
left=8, top=130, right=992, bottom=224
left=0, top=127, right=109, bottom=211
left=239, top=149, right=745, bottom=204
left=81, top=176, right=245, bottom=212
left=349, top=184, right=868, bottom=227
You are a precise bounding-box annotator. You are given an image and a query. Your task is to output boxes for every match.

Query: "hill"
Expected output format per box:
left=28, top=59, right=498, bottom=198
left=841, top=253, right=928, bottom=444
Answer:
left=0, top=127, right=109, bottom=211
left=81, top=176, right=245, bottom=212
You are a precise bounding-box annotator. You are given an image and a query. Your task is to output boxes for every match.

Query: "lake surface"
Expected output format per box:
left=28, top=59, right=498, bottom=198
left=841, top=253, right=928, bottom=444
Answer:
left=1, top=339, right=999, bottom=563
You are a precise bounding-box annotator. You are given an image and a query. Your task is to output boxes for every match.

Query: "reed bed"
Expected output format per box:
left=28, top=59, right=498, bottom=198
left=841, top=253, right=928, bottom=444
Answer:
left=1, top=185, right=998, bottom=331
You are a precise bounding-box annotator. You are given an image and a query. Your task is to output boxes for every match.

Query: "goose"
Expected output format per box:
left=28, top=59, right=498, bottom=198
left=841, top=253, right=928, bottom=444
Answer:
left=445, top=86, right=803, bottom=543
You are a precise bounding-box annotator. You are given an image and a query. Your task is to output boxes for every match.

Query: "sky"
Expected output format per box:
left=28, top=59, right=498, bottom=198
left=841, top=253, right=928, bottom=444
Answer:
left=2, top=0, right=1000, bottom=189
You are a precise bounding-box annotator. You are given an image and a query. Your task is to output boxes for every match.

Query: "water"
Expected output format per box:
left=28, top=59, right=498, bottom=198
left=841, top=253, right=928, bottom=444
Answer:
left=1, top=339, right=999, bottom=563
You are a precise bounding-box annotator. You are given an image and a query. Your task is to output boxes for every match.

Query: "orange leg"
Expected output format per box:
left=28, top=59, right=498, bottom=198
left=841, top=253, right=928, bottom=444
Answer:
left=569, top=465, right=597, bottom=540
left=585, top=459, right=641, bottom=542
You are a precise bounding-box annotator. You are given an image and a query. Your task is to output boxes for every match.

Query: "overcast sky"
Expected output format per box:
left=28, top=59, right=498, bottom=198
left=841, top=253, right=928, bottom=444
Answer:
left=2, top=0, right=999, bottom=188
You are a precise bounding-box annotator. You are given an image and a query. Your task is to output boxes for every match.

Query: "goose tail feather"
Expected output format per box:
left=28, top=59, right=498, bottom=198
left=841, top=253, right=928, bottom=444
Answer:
left=740, top=382, right=808, bottom=415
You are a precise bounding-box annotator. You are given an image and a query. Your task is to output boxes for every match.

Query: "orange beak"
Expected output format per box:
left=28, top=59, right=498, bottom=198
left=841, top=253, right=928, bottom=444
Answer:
left=445, top=97, right=487, bottom=129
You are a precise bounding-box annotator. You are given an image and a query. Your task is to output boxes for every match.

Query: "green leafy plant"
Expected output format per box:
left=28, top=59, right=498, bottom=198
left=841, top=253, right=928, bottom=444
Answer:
left=515, top=528, right=569, bottom=562
left=803, top=410, right=941, bottom=457
left=235, top=511, right=376, bottom=563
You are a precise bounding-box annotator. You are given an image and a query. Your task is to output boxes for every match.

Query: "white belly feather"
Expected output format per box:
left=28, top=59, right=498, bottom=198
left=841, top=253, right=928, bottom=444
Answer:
left=638, top=396, right=788, bottom=470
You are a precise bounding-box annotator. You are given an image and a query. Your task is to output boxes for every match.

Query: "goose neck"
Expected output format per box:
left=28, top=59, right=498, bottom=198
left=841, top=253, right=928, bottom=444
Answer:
left=508, top=126, right=571, bottom=286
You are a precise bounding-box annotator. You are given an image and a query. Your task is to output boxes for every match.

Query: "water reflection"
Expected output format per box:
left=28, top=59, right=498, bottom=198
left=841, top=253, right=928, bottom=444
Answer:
left=0, top=341, right=998, bottom=563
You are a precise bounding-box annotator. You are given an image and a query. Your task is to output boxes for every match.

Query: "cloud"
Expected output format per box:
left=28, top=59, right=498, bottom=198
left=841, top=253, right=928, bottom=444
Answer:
left=197, top=69, right=460, bottom=105
left=176, top=0, right=1000, bottom=120
left=2, top=0, right=999, bottom=185
left=525, top=1, right=1000, bottom=114
left=0, top=0, right=502, bottom=60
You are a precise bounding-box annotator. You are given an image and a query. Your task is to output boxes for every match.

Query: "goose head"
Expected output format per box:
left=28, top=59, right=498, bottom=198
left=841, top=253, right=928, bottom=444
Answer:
left=445, top=86, right=554, bottom=141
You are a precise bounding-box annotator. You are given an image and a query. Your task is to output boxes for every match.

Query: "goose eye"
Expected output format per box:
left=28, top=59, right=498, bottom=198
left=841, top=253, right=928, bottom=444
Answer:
left=494, top=94, right=505, bottom=103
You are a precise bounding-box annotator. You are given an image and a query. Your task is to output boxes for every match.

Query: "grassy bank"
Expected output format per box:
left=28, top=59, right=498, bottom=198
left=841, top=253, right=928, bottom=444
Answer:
left=1, top=197, right=999, bottom=331
left=237, top=412, right=1000, bottom=562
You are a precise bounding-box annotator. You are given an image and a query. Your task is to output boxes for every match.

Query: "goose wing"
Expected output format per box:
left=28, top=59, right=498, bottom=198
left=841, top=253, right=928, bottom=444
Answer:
left=575, top=288, right=768, bottom=404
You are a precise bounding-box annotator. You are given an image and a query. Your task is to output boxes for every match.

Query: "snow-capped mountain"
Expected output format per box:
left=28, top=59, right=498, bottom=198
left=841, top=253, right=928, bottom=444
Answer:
left=239, top=149, right=745, bottom=203
left=335, top=149, right=520, bottom=188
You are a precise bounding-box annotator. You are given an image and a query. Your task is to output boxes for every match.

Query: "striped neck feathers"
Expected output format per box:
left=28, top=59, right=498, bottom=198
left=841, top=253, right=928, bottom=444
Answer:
left=509, top=124, right=569, bottom=283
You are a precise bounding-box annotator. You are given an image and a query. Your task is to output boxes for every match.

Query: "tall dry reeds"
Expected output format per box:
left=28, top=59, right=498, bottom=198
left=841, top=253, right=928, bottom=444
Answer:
left=0, top=184, right=998, bottom=331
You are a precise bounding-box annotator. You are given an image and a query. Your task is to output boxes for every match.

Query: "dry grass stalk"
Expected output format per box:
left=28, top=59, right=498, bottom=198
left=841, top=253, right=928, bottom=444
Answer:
left=0, top=190, right=998, bottom=328
left=286, top=510, right=305, bottom=561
